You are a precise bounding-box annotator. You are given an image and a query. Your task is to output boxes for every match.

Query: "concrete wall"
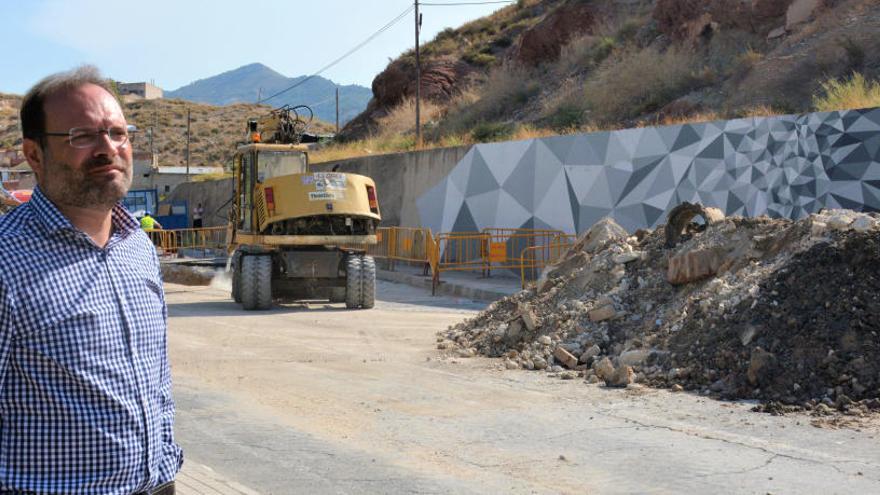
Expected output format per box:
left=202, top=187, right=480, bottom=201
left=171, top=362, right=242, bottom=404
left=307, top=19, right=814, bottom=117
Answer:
left=311, top=146, right=471, bottom=227
left=419, top=107, right=880, bottom=235
left=166, top=178, right=234, bottom=228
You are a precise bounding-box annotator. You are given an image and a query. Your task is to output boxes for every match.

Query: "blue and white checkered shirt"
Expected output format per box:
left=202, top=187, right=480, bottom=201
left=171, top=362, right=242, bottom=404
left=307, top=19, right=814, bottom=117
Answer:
left=0, top=187, right=182, bottom=494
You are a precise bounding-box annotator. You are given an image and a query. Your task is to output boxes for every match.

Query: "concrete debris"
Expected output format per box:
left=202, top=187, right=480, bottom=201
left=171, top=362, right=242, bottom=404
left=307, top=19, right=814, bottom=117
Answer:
left=437, top=206, right=880, bottom=413
left=553, top=347, right=579, bottom=369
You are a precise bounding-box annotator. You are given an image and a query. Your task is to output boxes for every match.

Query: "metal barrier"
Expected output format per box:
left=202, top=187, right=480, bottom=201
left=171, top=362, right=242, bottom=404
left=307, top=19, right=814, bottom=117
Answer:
left=519, top=234, right=577, bottom=288
left=338, top=226, right=434, bottom=274
left=429, top=229, right=571, bottom=294
left=145, top=226, right=227, bottom=256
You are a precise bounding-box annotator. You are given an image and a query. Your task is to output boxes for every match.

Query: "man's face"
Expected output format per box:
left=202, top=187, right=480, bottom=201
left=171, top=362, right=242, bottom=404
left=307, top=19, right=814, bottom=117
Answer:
left=26, top=83, right=133, bottom=210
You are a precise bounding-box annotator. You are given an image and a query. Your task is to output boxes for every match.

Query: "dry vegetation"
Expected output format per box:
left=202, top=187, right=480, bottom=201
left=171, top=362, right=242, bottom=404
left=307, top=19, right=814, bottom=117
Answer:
left=1, top=95, right=333, bottom=172
left=313, top=0, right=880, bottom=164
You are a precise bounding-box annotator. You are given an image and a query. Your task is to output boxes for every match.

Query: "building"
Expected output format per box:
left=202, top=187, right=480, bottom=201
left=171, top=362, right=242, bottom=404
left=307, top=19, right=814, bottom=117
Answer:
left=131, top=151, right=159, bottom=190
left=117, top=82, right=163, bottom=100
left=152, top=166, right=225, bottom=196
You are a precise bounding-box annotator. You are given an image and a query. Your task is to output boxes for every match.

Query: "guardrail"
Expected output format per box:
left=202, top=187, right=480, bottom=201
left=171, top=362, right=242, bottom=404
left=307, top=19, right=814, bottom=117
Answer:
left=161, top=225, right=578, bottom=296
left=428, top=229, right=571, bottom=294
left=145, top=226, right=227, bottom=256
left=518, top=234, right=577, bottom=289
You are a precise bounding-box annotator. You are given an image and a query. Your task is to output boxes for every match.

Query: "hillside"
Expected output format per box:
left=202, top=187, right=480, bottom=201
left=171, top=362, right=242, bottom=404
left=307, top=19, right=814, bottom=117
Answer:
left=340, top=0, right=880, bottom=143
left=0, top=94, right=333, bottom=169
left=166, top=63, right=372, bottom=125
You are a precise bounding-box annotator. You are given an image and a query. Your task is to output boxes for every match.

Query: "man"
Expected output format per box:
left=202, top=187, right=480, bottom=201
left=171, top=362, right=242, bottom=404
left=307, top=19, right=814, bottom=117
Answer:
left=0, top=66, right=182, bottom=494
left=141, top=210, right=163, bottom=230
left=192, top=202, right=204, bottom=229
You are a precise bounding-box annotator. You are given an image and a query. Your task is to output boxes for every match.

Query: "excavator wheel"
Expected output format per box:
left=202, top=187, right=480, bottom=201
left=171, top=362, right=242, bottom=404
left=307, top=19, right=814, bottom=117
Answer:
left=231, top=263, right=242, bottom=303
left=345, top=255, right=363, bottom=309
left=241, top=254, right=273, bottom=310
left=360, top=256, right=376, bottom=309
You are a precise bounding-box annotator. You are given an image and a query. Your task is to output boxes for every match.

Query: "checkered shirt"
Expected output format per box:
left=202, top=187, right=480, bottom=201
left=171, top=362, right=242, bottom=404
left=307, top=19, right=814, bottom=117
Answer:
left=0, top=187, right=182, bottom=494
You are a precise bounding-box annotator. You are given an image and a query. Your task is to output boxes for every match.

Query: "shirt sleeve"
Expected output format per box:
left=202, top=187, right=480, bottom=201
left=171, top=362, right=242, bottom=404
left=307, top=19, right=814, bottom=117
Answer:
left=0, top=278, right=15, bottom=388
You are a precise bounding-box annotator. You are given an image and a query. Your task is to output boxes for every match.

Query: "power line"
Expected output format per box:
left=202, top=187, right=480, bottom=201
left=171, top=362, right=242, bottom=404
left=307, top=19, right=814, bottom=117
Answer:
left=259, top=5, right=415, bottom=104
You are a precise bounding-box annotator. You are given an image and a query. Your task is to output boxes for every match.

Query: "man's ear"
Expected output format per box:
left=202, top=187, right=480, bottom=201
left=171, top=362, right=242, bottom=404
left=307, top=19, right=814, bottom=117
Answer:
left=22, top=138, right=45, bottom=181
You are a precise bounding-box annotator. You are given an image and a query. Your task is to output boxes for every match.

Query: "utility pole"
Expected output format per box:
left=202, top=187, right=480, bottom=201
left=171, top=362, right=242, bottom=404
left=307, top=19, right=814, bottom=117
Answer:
left=335, top=87, right=340, bottom=135
left=415, top=0, right=422, bottom=146
left=257, top=87, right=262, bottom=104
left=185, top=108, right=191, bottom=182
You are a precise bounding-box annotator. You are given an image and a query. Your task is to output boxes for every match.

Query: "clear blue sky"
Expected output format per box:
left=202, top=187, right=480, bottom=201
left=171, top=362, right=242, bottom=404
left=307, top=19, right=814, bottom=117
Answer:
left=0, top=0, right=508, bottom=95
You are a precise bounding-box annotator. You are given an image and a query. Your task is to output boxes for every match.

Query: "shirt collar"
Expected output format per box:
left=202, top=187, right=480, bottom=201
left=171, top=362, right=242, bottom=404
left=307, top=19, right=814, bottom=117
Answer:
left=31, top=186, right=140, bottom=238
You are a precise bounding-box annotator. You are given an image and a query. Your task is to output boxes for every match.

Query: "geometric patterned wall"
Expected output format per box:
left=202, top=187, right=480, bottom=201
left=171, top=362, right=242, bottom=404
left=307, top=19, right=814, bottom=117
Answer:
left=417, top=107, right=880, bottom=234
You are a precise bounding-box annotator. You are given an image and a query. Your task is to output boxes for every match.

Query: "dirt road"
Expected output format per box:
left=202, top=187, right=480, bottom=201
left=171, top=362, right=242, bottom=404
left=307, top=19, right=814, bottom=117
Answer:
left=167, top=281, right=880, bottom=494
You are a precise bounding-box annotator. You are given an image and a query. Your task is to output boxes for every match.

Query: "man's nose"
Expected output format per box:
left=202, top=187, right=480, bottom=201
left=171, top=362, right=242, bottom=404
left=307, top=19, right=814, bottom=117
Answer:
left=92, top=131, right=119, bottom=157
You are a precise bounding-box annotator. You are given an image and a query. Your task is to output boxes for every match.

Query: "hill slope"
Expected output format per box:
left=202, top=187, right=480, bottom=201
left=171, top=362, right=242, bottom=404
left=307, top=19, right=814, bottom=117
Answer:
left=0, top=94, right=333, bottom=169
left=166, top=63, right=372, bottom=125
left=341, top=0, right=880, bottom=142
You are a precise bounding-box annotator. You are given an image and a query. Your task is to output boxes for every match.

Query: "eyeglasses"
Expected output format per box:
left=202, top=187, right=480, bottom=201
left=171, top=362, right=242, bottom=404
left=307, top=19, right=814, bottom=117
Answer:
left=38, top=126, right=130, bottom=149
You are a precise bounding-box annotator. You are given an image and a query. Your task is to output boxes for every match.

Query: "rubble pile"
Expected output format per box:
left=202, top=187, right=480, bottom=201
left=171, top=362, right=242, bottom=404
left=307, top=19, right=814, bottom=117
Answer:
left=438, top=206, right=880, bottom=410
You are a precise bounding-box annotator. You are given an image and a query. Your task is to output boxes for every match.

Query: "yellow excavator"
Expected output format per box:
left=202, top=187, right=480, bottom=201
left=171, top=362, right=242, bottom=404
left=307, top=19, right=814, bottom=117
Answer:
left=227, top=105, right=380, bottom=310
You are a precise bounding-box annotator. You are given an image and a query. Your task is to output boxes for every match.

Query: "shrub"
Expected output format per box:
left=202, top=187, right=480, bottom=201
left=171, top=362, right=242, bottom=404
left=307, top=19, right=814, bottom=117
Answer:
left=464, top=51, right=497, bottom=67
left=441, top=65, right=539, bottom=133
left=471, top=121, right=514, bottom=142
left=813, top=72, right=880, bottom=112
left=585, top=46, right=706, bottom=122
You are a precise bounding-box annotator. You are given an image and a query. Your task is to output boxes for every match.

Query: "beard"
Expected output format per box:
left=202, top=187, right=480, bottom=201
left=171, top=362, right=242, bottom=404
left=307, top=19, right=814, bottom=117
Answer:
left=40, top=149, right=133, bottom=210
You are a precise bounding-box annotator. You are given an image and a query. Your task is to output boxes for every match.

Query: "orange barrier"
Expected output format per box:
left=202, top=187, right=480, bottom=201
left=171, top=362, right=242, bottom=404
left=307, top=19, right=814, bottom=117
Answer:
left=145, top=226, right=227, bottom=256
left=519, top=234, right=577, bottom=288
left=339, top=226, right=434, bottom=273
left=429, top=229, right=571, bottom=294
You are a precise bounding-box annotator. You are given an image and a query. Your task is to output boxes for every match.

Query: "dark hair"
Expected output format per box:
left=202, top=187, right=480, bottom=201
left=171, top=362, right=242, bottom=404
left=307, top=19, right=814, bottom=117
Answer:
left=20, top=65, right=115, bottom=142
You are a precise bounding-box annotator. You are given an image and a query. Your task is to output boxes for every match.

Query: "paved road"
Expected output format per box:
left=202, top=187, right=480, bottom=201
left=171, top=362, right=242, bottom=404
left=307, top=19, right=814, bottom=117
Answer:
left=168, top=280, right=880, bottom=494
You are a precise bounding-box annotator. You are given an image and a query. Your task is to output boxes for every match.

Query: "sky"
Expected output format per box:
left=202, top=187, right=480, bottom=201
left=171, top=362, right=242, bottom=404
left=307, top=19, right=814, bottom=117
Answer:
left=0, top=0, right=508, bottom=95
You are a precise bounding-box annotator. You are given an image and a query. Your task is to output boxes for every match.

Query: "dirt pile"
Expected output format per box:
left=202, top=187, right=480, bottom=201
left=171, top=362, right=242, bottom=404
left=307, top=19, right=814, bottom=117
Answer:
left=438, top=207, right=880, bottom=412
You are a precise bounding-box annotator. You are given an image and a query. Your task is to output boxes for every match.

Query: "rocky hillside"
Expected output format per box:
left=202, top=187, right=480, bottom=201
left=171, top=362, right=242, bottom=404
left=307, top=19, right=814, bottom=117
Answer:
left=0, top=94, right=333, bottom=169
left=342, top=0, right=880, bottom=141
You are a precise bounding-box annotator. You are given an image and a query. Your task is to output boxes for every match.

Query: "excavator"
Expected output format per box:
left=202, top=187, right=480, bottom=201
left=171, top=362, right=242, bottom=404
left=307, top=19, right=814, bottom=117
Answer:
left=227, top=105, right=380, bottom=310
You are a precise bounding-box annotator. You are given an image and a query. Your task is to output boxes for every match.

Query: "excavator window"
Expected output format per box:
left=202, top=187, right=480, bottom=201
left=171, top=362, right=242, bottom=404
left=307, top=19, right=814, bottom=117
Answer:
left=257, top=151, right=307, bottom=181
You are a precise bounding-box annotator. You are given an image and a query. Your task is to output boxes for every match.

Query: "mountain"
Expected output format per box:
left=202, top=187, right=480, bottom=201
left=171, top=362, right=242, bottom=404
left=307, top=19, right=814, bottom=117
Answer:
left=165, top=63, right=372, bottom=126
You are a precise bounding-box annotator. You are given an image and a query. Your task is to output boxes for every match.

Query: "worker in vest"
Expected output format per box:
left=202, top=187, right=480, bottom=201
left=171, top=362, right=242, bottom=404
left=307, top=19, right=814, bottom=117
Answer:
left=140, top=211, right=163, bottom=230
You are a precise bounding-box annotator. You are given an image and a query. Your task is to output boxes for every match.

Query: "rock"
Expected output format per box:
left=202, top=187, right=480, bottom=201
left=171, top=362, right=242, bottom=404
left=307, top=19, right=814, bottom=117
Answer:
left=825, top=210, right=854, bottom=229
left=575, top=217, right=630, bottom=255
left=533, top=356, right=548, bottom=370
left=538, top=335, right=553, bottom=346
left=593, top=357, right=615, bottom=380
left=786, top=0, right=821, bottom=29
left=580, top=345, right=602, bottom=364
left=457, top=348, right=476, bottom=358
left=851, top=216, right=877, bottom=232
left=767, top=26, right=787, bottom=39
left=605, top=364, right=635, bottom=388
left=504, top=320, right=524, bottom=345
left=560, top=371, right=577, bottom=380
left=613, top=251, right=643, bottom=264
left=512, top=2, right=597, bottom=66
left=671, top=384, right=684, bottom=392
left=554, top=347, right=579, bottom=369
left=618, top=349, right=652, bottom=367
left=589, top=303, right=617, bottom=322
left=520, top=309, right=539, bottom=332
left=747, top=347, right=777, bottom=385
left=504, top=359, right=519, bottom=370
left=667, top=247, right=726, bottom=285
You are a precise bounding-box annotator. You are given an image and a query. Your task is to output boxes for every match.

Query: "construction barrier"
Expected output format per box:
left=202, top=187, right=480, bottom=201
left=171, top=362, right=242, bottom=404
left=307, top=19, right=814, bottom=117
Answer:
left=338, top=226, right=434, bottom=274
left=145, top=226, right=227, bottom=256
left=429, top=229, right=573, bottom=294
left=519, top=234, right=577, bottom=288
